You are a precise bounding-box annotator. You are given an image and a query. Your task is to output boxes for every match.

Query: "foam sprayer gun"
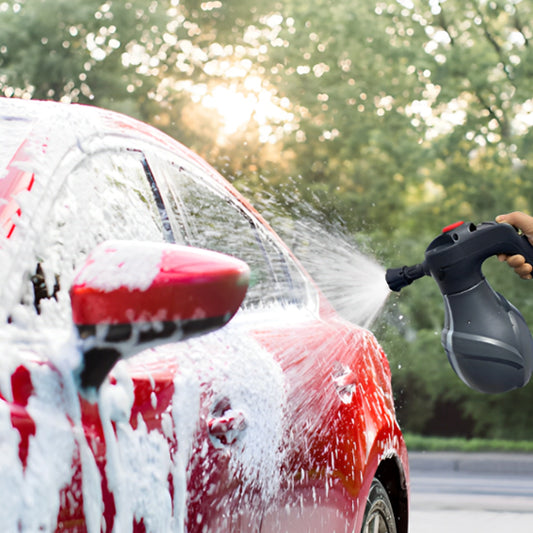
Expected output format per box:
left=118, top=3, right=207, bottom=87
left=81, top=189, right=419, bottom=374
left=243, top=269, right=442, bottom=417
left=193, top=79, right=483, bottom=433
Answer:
left=386, top=221, right=533, bottom=394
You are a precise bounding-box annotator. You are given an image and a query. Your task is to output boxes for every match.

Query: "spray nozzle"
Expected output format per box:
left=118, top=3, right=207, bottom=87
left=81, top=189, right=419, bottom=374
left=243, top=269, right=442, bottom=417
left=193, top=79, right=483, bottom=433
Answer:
left=385, top=263, right=427, bottom=292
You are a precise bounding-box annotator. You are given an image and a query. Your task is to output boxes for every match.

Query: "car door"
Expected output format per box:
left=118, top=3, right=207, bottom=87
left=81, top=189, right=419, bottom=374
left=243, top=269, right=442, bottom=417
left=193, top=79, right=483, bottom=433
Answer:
left=143, top=151, right=306, bottom=530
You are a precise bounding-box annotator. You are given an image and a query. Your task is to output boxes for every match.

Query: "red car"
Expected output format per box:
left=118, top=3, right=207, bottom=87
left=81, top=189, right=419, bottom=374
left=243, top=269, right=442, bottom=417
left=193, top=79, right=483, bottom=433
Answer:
left=0, top=97, right=408, bottom=532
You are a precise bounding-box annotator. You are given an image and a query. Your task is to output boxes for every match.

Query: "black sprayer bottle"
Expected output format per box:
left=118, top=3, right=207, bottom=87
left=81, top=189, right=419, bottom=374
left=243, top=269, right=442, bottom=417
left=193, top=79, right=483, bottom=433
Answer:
left=386, top=221, right=533, bottom=394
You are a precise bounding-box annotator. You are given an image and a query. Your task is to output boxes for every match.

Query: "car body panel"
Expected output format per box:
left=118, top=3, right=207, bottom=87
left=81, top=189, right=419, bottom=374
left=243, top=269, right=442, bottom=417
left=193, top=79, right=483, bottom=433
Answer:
left=0, top=97, right=408, bottom=532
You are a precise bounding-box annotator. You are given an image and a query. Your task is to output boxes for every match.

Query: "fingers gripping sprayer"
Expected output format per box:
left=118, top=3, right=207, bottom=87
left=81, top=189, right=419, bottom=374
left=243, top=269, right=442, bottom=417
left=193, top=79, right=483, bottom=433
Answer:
left=386, top=221, right=533, bottom=394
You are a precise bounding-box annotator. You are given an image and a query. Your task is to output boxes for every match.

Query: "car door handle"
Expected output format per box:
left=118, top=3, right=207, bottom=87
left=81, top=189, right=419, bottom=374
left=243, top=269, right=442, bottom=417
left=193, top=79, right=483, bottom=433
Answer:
left=332, top=362, right=357, bottom=404
left=207, top=409, right=246, bottom=446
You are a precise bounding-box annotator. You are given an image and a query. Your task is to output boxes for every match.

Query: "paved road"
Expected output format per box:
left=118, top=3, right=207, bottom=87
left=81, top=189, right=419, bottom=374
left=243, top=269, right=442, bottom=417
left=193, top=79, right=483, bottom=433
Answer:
left=408, top=452, right=533, bottom=532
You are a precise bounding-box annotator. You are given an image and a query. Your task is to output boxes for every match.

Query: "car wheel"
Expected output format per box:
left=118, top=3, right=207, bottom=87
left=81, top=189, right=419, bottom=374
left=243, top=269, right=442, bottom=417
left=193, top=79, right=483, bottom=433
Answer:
left=361, top=478, right=397, bottom=533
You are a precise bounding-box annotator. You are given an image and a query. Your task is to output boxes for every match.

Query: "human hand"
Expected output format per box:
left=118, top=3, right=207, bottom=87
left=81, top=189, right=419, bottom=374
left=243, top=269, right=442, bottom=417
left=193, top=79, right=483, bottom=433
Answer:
left=495, top=211, right=533, bottom=280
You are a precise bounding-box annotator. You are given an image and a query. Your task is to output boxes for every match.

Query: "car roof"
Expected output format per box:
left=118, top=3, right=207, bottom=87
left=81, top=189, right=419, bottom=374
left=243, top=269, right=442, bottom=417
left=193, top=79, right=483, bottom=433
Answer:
left=0, top=96, right=229, bottom=190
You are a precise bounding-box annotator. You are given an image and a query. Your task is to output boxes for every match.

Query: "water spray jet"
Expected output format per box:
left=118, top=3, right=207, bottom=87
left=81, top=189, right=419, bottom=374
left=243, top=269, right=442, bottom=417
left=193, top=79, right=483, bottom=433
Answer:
left=386, top=221, right=533, bottom=394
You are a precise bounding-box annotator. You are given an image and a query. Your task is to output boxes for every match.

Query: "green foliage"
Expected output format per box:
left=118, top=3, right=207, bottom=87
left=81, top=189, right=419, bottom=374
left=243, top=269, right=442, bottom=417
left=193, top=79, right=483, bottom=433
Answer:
left=0, top=0, right=169, bottom=122
left=405, top=433, right=533, bottom=453
left=2, top=0, right=533, bottom=440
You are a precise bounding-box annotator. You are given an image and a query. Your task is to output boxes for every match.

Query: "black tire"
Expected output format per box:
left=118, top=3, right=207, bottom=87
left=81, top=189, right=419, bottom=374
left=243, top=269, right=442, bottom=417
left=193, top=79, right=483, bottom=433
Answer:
left=361, top=478, right=397, bottom=533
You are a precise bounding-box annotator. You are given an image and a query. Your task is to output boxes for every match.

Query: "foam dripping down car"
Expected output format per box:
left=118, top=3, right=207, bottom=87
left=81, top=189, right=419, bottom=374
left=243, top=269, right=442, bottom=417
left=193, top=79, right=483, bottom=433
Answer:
left=0, top=97, right=408, bottom=533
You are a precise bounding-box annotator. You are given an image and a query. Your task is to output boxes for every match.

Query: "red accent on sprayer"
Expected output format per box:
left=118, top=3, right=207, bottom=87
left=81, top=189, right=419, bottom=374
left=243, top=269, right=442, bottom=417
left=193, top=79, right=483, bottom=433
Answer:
left=442, top=221, right=464, bottom=233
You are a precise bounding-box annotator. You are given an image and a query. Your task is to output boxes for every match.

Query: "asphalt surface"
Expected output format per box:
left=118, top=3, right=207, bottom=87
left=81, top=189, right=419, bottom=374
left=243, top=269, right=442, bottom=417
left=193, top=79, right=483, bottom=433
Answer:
left=408, top=451, right=533, bottom=532
left=409, top=450, right=533, bottom=476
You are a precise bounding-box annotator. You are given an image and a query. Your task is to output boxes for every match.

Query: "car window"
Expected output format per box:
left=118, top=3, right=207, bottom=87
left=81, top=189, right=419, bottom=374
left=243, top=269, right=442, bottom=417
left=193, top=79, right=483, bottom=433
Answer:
left=147, top=153, right=312, bottom=309
left=14, top=149, right=169, bottom=324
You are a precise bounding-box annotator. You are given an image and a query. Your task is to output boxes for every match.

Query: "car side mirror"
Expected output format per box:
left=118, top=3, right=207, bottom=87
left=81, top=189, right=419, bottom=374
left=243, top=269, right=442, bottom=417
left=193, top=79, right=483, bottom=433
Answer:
left=70, top=240, right=249, bottom=389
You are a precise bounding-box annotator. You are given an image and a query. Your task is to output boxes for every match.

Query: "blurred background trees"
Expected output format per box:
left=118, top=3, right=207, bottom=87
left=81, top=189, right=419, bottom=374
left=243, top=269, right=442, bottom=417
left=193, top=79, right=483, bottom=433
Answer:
left=2, top=0, right=533, bottom=439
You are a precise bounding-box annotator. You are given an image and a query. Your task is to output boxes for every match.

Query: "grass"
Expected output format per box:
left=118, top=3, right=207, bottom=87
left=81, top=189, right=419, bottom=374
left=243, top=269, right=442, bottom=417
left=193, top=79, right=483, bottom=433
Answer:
left=404, top=433, right=533, bottom=453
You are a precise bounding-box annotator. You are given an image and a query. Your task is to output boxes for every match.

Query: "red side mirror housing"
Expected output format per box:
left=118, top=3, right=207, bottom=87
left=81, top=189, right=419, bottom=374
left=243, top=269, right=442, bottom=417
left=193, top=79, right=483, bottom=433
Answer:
left=70, top=240, right=249, bottom=389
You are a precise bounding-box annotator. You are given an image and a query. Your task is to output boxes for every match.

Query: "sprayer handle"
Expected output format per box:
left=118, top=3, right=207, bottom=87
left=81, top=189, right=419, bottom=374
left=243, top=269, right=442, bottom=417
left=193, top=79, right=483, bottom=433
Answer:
left=424, top=221, right=533, bottom=295
left=479, top=222, right=533, bottom=265
left=504, top=229, right=533, bottom=263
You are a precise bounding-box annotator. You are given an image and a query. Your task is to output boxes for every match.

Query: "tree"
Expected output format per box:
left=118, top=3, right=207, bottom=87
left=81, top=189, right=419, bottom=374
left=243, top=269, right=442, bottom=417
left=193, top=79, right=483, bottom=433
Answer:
left=3, top=0, right=533, bottom=439
left=0, top=0, right=170, bottom=121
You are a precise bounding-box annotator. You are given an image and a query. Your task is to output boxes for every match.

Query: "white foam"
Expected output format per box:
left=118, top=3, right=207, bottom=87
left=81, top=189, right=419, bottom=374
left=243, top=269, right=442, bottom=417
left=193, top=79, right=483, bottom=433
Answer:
left=74, top=240, right=163, bottom=292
